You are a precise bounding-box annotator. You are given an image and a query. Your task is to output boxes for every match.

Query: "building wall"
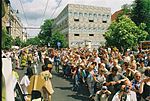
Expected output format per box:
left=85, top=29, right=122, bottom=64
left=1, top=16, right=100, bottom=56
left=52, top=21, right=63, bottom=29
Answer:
left=9, top=7, right=24, bottom=40
left=53, top=4, right=111, bottom=48
left=2, top=0, right=9, bottom=28
left=2, top=1, right=25, bottom=41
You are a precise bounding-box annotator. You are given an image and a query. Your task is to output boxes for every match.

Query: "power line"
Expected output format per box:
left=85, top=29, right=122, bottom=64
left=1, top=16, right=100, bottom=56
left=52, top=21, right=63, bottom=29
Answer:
left=40, top=0, right=50, bottom=25
left=18, top=0, right=29, bottom=26
left=50, top=0, right=62, bottom=18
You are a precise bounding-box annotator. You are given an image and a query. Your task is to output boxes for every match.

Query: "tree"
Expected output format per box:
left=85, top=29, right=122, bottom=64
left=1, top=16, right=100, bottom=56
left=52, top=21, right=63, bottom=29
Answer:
left=50, top=31, right=68, bottom=48
left=104, top=15, right=148, bottom=51
left=38, top=19, right=53, bottom=45
left=26, top=36, right=41, bottom=46
left=131, top=0, right=150, bottom=39
left=13, top=37, right=22, bottom=46
left=2, top=27, right=13, bottom=49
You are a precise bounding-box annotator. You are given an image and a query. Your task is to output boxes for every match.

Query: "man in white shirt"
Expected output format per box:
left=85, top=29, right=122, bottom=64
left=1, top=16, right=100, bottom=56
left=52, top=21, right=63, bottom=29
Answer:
left=112, top=80, right=137, bottom=101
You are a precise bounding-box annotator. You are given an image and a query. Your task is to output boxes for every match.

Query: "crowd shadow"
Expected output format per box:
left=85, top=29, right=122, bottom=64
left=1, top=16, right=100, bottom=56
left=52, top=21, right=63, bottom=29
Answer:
left=67, top=94, right=89, bottom=101
left=55, top=86, right=72, bottom=90
left=52, top=67, right=90, bottom=101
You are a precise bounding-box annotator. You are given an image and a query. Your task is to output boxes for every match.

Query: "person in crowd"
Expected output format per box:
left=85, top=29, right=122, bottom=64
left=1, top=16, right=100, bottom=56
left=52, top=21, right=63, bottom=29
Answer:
left=40, top=65, right=54, bottom=101
left=38, top=49, right=42, bottom=62
left=104, top=67, right=126, bottom=101
left=130, top=54, right=136, bottom=64
left=139, top=68, right=150, bottom=101
left=20, top=50, right=27, bottom=69
left=95, top=68, right=107, bottom=92
left=118, top=54, right=124, bottom=66
left=94, top=54, right=101, bottom=70
left=137, top=59, right=147, bottom=74
left=12, top=68, right=19, bottom=80
left=131, top=72, right=142, bottom=101
left=20, top=68, right=31, bottom=100
left=126, top=62, right=138, bottom=80
left=27, top=50, right=33, bottom=67
left=146, top=54, right=150, bottom=66
left=86, top=65, right=97, bottom=98
left=124, top=51, right=131, bottom=63
left=54, top=52, right=61, bottom=72
left=44, top=53, right=53, bottom=73
left=95, top=86, right=111, bottom=101
left=111, top=59, right=122, bottom=73
left=112, top=80, right=137, bottom=101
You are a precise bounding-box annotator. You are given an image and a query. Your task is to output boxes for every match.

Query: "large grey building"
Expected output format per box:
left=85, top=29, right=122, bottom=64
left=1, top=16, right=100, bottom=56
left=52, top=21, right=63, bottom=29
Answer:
left=53, top=4, right=111, bottom=48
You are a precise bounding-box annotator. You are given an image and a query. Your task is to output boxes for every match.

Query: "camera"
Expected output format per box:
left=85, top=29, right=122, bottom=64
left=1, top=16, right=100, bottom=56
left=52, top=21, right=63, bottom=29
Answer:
left=124, top=86, right=130, bottom=92
left=101, top=86, right=107, bottom=91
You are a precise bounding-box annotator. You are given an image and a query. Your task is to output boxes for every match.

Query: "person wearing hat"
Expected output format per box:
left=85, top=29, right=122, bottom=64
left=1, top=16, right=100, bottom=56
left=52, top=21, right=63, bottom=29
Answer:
left=40, top=65, right=54, bottom=101
left=95, top=86, right=111, bottom=101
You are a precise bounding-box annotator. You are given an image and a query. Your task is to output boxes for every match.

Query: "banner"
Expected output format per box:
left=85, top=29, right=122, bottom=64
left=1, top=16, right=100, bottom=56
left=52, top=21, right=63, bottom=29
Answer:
left=2, top=58, right=15, bottom=101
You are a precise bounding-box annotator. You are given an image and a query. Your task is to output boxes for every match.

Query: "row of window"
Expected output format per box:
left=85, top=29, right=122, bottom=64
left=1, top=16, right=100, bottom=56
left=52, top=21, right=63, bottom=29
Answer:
left=74, top=34, right=94, bottom=36
left=69, top=26, right=105, bottom=30
left=69, top=12, right=110, bottom=19
left=74, top=18, right=107, bottom=23
left=71, top=41, right=100, bottom=45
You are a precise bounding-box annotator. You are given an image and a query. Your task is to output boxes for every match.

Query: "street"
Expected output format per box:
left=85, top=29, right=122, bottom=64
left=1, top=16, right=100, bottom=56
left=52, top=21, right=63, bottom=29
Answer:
left=51, top=71, right=89, bottom=101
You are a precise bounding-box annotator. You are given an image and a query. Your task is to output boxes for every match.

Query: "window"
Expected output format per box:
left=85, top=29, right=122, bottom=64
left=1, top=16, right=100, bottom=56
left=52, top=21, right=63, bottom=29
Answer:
left=84, top=13, right=87, bottom=17
left=102, top=21, right=107, bottom=23
left=89, top=20, right=94, bottom=22
left=69, top=12, right=72, bottom=16
left=107, top=14, right=110, bottom=18
left=94, top=14, right=97, bottom=18
left=89, top=13, right=92, bottom=17
left=74, top=19, right=79, bottom=21
left=74, top=34, right=79, bottom=36
left=79, top=12, right=83, bottom=16
left=74, top=12, right=78, bottom=16
left=89, top=34, right=94, bottom=36
left=98, top=14, right=101, bottom=17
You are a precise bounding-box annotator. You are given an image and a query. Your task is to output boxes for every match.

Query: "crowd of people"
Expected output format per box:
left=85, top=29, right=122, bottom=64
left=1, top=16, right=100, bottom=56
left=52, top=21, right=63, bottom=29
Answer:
left=2, top=45, right=150, bottom=101
left=58, top=47, right=150, bottom=101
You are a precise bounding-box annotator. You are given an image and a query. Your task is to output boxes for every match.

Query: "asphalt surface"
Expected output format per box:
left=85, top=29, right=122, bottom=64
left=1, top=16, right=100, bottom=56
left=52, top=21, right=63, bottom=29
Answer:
left=51, top=71, right=89, bottom=101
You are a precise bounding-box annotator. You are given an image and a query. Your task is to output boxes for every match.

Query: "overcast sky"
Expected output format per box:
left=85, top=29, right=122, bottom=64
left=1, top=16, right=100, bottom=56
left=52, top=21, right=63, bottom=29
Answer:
left=10, top=0, right=134, bottom=38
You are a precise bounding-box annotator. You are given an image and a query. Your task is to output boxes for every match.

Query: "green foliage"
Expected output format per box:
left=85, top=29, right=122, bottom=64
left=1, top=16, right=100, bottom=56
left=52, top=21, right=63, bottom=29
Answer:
left=38, top=19, right=53, bottom=45
left=2, top=27, right=13, bottom=49
left=13, top=37, right=22, bottom=46
left=26, top=36, right=41, bottom=46
left=131, top=0, right=150, bottom=38
left=50, top=31, right=68, bottom=48
left=104, top=15, right=148, bottom=50
left=121, top=4, right=132, bottom=16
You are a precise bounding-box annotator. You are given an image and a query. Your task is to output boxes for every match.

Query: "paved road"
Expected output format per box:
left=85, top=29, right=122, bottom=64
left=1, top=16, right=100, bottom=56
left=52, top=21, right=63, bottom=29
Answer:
left=51, top=71, right=89, bottom=101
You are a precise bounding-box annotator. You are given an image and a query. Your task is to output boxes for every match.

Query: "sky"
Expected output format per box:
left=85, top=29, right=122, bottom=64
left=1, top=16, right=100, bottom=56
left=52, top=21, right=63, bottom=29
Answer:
left=10, top=0, right=134, bottom=38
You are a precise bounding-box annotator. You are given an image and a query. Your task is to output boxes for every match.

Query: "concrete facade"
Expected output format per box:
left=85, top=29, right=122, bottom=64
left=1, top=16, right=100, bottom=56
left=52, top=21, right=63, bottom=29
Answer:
left=53, top=4, right=111, bottom=48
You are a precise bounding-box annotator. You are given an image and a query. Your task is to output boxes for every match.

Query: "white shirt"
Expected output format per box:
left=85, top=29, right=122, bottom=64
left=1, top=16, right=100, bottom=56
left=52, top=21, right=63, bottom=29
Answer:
left=20, top=75, right=30, bottom=94
left=112, top=90, right=137, bottom=101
